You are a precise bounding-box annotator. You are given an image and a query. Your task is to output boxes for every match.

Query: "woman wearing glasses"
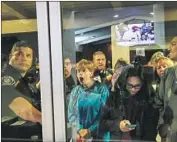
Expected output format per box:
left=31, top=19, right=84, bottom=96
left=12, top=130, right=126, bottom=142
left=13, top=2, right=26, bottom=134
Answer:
left=100, top=65, right=158, bottom=141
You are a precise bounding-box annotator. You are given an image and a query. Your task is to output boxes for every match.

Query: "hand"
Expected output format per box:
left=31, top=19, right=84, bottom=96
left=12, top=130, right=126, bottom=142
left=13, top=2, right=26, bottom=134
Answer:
left=111, top=71, right=120, bottom=86
left=120, top=120, right=135, bottom=132
left=79, top=129, right=91, bottom=139
left=106, top=74, right=112, bottom=81
left=94, top=76, right=101, bottom=83
left=77, top=134, right=87, bottom=142
left=9, top=97, right=42, bottom=124
left=77, top=134, right=82, bottom=142
left=158, top=124, right=170, bottom=138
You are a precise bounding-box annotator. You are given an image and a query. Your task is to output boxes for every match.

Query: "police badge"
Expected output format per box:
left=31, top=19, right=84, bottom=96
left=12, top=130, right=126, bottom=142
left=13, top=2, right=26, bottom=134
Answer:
left=2, top=75, right=16, bottom=86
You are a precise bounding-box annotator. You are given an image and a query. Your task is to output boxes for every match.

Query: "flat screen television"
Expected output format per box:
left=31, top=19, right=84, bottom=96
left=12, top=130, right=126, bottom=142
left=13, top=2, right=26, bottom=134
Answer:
left=114, top=22, right=155, bottom=47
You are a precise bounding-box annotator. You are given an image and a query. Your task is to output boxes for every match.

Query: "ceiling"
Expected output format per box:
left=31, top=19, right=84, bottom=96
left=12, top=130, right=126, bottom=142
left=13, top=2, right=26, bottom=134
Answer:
left=2, top=2, right=36, bottom=20
left=2, top=1, right=177, bottom=46
left=62, top=2, right=154, bottom=46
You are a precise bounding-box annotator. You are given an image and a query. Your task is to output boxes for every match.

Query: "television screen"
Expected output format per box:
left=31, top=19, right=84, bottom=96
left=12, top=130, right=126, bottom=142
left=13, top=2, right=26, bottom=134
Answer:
left=114, top=22, right=155, bottom=47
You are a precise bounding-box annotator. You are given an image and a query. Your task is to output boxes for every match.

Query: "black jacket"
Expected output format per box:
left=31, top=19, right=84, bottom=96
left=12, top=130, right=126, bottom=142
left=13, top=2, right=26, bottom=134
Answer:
left=100, top=65, right=158, bottom=141
left=155, top=65, right=177, bottom=132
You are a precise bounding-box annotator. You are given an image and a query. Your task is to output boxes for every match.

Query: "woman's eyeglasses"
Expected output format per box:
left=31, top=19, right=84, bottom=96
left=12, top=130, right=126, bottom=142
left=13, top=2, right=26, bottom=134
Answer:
left=126, top=83, right=142, bottom=89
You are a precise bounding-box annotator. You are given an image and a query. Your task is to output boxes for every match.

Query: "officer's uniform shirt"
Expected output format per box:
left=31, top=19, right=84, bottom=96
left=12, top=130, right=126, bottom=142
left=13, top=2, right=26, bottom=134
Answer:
left=1, top=64, right=31, bottom=117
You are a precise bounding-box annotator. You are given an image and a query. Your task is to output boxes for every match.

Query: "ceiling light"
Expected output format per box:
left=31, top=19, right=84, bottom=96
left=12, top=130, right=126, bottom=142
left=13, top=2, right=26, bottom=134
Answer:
left=113, top=14, right=119, bottom=18
left=150, top=12, right=154, bottom=15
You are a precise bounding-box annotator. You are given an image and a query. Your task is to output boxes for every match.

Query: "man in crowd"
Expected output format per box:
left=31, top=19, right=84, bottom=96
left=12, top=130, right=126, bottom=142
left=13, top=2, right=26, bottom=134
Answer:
left=64, top=57, right=76, bottom=99
left=64, top=57, right=76, bottom=123
left=92, top=51, right=112, bottom=87
left=156, top=36, right=177, bottom=142
left=168, top=36, right=177, bottom=64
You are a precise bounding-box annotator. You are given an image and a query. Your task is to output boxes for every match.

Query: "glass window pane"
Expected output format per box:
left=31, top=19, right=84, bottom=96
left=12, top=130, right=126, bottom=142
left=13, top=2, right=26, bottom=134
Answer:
left=61, top=1, right=177, bottom=142
left=2, top=2, right=43, bottom=141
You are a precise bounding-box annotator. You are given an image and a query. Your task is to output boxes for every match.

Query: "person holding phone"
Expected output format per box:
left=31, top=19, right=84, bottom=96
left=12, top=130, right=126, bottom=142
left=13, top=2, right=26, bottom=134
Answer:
left=100, top=65, right=158, bottom=141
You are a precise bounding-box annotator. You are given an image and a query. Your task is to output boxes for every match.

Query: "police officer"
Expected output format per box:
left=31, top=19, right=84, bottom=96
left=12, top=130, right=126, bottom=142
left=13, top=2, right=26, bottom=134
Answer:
left=2, top=40, right=42, bottom=138
left=2, top=40, right=42, bottom=121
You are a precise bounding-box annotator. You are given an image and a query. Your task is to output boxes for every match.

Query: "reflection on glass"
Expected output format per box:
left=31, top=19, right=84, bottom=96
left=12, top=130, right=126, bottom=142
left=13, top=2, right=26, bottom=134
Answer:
left=1, top=2, right=42, bottom=141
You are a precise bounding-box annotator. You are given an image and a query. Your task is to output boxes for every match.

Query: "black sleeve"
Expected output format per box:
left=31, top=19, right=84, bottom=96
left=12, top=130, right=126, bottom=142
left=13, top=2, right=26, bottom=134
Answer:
left=159, top=80, right=167, bottom=124
left=143, top=101, right=159, bottom=141
left=154, top=70, right=168, bottom=127
left=99, top=89, right=122, bottom=133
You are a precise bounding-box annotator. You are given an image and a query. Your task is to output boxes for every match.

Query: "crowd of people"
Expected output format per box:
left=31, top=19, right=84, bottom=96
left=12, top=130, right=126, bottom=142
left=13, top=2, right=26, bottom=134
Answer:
left=66, top=36, right=177, bottom=142
left=1, top=36, right=177, bottom=142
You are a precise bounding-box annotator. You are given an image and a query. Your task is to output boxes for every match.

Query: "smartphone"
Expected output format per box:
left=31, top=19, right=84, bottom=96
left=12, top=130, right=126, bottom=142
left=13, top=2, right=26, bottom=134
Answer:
left=126, top=124, right=137, bottom=129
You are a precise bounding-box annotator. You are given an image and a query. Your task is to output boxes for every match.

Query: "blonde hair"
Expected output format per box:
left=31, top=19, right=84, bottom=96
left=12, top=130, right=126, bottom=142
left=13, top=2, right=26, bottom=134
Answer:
left=150, top=51, right=164, bottom=65
left=76, top=59, right=96, bottom=73
left=156, top=57, right=174, bottom=68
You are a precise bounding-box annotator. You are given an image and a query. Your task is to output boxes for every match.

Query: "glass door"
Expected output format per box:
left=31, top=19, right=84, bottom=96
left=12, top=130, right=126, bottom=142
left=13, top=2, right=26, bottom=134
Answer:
left=1, top=1, right=54, bottom=142
left=46, top=1, right=177, bottom=142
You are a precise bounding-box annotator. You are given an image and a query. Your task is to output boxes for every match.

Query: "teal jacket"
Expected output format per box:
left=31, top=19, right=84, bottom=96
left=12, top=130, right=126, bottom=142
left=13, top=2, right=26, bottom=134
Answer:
left=68, top=81, right=110, bottom=141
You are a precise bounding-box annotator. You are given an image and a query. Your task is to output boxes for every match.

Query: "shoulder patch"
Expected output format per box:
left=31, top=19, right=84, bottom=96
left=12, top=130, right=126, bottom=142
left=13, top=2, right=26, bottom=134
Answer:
left=2, top=75, right=16, bottom=86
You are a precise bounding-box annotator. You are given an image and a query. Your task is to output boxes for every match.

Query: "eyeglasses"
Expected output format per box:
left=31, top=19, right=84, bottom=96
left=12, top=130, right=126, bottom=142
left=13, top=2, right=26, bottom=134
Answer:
left=126, top=83, right=142, bottom=89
